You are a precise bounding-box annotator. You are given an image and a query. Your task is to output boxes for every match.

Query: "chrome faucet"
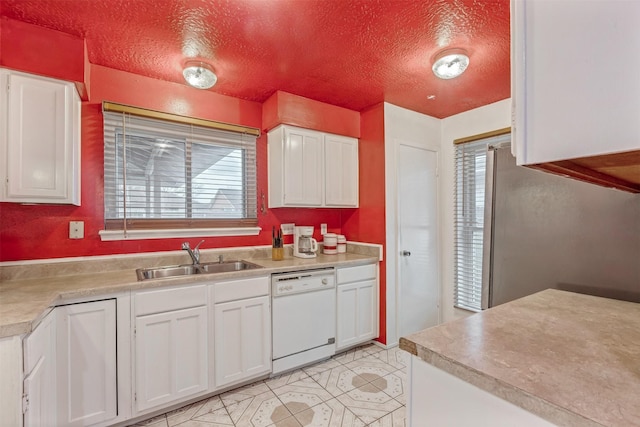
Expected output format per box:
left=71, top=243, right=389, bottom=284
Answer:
left=182, top=240, right=205, bottom=265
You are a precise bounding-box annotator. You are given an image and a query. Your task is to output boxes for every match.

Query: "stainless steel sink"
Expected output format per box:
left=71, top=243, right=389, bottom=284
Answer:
left=199, top=260, right=263, bottom=274
left=136, top=260, right=263, bottom=281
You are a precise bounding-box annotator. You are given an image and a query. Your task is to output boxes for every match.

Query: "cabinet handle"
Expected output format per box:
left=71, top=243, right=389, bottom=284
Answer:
left=401, top=250, right=411, bottom=257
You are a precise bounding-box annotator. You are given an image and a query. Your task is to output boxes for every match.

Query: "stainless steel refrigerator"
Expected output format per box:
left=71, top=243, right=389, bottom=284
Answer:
left=482, top=143, right=640, bottom=308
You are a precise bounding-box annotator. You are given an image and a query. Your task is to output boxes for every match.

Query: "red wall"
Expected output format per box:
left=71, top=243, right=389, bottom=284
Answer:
left=262, top=91, right=360, bottom=137
left=0, top=17, right=89, bottom=99
left=342, top=103, right=387, bottom=344
left=0, top=63, right=344, bottom=261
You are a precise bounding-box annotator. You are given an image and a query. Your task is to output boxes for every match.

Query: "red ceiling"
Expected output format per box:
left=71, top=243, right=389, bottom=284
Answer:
left=0, top=0, right=510, bottom=118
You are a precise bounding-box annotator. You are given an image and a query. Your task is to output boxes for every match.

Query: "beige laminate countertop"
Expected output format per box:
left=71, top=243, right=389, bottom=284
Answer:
left=399, top=289, right=640, bottom=427
left=0, top=252, right=377, bottom=339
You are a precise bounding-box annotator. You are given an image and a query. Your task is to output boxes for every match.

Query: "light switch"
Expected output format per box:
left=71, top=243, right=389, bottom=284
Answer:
left=69, top=221, right=84, bottom=239
left=320, top=223, right=327, bottom=235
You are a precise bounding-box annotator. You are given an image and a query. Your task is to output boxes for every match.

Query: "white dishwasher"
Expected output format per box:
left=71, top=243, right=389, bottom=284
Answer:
left=271, top=268, right=336, bottom=374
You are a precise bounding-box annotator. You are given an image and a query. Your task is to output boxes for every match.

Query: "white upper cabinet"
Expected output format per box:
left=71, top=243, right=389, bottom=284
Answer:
left=0, top=68, right=81, bottom=205
left=325, top=134, right=359, bottom=207
left=511, top=0, right=640, bottom=165
left=268, top=124, right=358, bottom=208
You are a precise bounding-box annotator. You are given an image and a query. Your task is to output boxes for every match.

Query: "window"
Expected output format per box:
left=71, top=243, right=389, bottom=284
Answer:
left=103, top=104, right=258, bottom=232
left=453, top=131, right=510, bottom=312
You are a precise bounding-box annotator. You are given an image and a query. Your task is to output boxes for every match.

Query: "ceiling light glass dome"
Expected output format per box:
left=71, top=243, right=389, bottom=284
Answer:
left=432, top=49, right=470, bottom=80
left=183, top=61, right=217, bottom=89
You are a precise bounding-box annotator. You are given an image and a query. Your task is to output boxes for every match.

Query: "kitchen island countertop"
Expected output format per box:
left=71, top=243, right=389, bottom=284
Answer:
left=399, top=289, right=640, bottom=427
left=0, top=249, right=378, bottom=339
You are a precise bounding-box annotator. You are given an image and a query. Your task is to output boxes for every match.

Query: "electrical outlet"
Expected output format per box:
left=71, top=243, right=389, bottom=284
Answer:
left=281, top=223, right=295, bottom=235
left=320, top=223, right=327, bottom=235
left=69, top=221, right=84, bottom=239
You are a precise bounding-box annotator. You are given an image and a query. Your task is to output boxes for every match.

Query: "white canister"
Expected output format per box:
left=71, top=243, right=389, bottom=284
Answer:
left=323, top=233, right=337, bottom=255
left=337, top=235, right=347, bottom=253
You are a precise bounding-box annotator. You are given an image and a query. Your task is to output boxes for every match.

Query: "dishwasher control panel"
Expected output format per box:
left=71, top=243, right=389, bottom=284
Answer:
left=271, top=268, right=335, bottom=296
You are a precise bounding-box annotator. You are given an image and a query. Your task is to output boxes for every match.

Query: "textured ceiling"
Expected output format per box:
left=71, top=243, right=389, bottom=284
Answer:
left=1, top=0, right=510, bottom=118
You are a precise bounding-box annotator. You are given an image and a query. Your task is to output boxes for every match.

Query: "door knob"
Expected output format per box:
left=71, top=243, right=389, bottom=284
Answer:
left=401, top=250, right=411, bottom=256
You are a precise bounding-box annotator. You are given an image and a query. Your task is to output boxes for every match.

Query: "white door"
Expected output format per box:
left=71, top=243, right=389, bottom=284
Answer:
left=135, top=306, right=208, bottom=413
left=56, top=300, right=117, bottom=426
left=397, top=145, right=440, bottom=337
left=214, top=296, right=271, bottom=388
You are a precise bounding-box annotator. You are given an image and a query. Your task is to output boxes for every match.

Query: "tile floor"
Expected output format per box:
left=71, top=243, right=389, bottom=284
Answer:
left=132, top=344, right=409, bottom=427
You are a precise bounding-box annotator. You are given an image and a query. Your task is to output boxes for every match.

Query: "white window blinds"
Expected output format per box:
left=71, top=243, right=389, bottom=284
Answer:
left=453, top=132, right=510, bottom=312
left=103, top=110, right=257, bottom=230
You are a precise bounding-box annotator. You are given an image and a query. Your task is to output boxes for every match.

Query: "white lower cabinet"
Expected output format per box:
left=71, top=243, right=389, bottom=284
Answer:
left=56, top=300, right=117, bottom=426
left=17, top=274, right=275, bottom=426
left=133, top=286, right=208, bottom=414
left=23, top=310, right=57, bottom=427
left=23, top=299, right=119, bottom=427
left=211, top=277, right=271, bottom=389
left=336, top=264, right=378, bottom=351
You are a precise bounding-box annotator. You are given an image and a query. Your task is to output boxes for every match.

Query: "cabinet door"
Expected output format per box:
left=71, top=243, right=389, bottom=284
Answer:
left=56, top=300, right=117, bottom=426
left=214, top=296, right=271, bottom=388
left=23, top=310, right=57, bottom=427
left=282, top=127, right=323, bottom=206
left=336, top=280, right=377, bottom=350
left=512, top=0, right=640, bottom=165
left=2, top=71, right=80, bottom=204
left=325, top=134, right=358, bottom=207
left=135, top=306, right=208, bottom=413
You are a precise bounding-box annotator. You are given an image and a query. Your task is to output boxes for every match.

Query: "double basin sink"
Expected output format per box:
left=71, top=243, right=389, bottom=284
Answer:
left=136, top=260, right=263, bottom=281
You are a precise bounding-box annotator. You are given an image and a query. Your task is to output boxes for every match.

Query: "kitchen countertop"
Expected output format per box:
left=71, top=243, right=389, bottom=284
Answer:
left=399, top=289, right=640, bottom=427
left=0, top=250, right=378, bottom=339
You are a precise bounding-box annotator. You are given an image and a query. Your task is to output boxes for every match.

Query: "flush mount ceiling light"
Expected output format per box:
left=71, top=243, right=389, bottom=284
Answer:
left=432, top=49, right=469, bottom=80
left=183, top=60, right=217, bottom=89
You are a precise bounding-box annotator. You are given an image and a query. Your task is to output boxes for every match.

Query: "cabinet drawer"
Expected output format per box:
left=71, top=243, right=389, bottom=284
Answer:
left=213, top=276, right=269, bottom=303
left=337, top=264, right=376, bottom=284
left=135, top=285, right=206, bottom=316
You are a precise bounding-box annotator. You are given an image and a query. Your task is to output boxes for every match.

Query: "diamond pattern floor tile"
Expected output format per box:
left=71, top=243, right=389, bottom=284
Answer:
left=367, top=406, right=406, bottom=427
left=293, top=398, right=366, bottom=427
left=311, top=364, right=363, bottom=398
left=266, top=369, right=311, bottom=390
left=130, top=343, right=406, bottom=427
left=190, top=396, right=234, bottom=425
left=166, top=399, right=209, bottom=426
left=133, top=413, right=168, bottom=427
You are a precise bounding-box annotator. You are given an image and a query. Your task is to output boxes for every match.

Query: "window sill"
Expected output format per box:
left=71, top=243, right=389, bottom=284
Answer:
left=99, top=227, right=262, bottom=241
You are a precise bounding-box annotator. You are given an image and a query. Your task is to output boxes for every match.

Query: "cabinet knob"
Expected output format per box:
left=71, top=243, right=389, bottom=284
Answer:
left=401, top=250, right=411, bottom=257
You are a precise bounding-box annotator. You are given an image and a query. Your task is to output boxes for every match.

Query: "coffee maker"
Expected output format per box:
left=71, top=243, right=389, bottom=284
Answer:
left=293, top=226, right=318, bottom=258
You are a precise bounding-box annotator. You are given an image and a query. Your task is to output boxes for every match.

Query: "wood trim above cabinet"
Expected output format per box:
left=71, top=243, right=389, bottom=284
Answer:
left=530, top=150, right=640, bottom=194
